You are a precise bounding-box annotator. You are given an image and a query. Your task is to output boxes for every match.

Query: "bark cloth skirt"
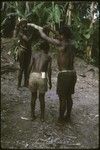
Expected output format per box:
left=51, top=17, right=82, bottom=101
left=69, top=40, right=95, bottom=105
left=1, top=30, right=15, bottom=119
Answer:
left=57, top=70, right=77, bottom=97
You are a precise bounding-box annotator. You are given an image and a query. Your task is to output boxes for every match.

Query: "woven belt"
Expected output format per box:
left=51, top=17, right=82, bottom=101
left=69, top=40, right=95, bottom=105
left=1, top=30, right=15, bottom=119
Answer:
left=58, top=70, right=75, bottom=73
left=31, top=72, right=47, bottom=79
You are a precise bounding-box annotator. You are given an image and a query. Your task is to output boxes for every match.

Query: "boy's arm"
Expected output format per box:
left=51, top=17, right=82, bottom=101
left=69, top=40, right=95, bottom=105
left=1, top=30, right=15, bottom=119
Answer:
left=28, top=23, right=60, bottom=46
left=39, top=29, right=60, bottom=46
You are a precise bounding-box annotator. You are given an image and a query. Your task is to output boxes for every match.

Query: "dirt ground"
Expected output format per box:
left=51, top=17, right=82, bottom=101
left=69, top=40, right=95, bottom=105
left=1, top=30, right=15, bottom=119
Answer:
left=1, top=38, right=99, bottom=149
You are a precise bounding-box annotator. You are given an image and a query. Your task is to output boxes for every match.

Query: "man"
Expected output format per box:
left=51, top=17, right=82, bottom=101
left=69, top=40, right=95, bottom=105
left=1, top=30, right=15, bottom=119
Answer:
left=1, top=13, right=17, bottom=38
left=13, top=19, right=34, bottom=88
left=29, top=23, right=77, bottom=123
left=28, top=41, right=52, bottom=122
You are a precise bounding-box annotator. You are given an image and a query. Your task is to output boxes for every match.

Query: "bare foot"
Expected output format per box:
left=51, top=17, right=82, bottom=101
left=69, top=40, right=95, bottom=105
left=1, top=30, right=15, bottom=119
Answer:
left=57, top=117, right=65, bottom=124
left=64, top=115, right=71, bottom=123
left=17, top=86, right=21, bottom=90
left=40, top=117, right=45, bottom=122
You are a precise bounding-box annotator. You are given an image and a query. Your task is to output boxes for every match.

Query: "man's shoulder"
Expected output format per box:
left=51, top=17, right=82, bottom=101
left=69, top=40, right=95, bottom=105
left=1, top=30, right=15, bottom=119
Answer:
left=65, top=40, right=74, bottom=46
left=27, top=25, right=37, bottom=32
left=27, top=25, right=33, bottom=29
left=65, top=40, right=75, bottom=49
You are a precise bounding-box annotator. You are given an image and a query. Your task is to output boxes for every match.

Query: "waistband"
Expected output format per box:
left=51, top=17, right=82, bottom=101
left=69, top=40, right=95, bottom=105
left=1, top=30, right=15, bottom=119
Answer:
left=30, top=72, right=47, bottom=78
left=58, top=70, right=76, bottom=73
left=31, top=71, right=47, bottom=74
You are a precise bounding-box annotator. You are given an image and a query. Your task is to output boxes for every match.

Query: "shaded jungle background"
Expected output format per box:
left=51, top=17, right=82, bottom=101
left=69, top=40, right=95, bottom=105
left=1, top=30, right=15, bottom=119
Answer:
left=1, top=1, right=99, bottom=149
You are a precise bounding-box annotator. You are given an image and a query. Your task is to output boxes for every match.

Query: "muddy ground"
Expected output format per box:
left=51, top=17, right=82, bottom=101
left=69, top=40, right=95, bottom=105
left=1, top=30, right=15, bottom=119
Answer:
left=1, top=38, right=99, bottom=149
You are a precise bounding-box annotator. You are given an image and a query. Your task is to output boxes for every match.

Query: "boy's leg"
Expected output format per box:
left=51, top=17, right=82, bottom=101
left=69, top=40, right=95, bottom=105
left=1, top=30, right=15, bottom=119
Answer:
left=31, top=92, right=37, bottom=120
left=24, top=67, right=29, bottom=87
left=39, top=93, right=45, bottom=122
left=24, top=54, right=31, bottom=87
left=17, top=49, right=24, bottom=89
left=17, top=67, right=23, bottom=88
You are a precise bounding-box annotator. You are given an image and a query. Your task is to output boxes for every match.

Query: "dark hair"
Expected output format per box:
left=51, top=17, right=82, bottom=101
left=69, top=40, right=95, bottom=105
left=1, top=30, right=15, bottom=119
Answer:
left=40, top=41, right=50, bottom=51
left=19, top=19, right=27, bottom=25
left=59, top=25, right=73, bottom=39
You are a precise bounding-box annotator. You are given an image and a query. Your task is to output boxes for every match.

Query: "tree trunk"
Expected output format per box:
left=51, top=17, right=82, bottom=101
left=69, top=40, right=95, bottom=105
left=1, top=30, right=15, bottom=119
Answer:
left=85, top=2, right=95, bottom=63
left=66, top=2, right=73, bottom=26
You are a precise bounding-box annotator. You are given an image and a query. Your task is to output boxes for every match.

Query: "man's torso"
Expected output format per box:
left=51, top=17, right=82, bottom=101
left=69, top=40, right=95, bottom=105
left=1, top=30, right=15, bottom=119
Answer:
left=57, top=42, right=75, bottom=70
left=18, top=25, right=34, bottom=49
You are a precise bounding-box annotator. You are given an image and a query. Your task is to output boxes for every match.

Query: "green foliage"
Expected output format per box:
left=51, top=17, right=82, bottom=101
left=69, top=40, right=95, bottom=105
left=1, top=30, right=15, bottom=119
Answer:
left=49, top=3, right=61, bottom=24
left=1, top=1, right=99, bottom=67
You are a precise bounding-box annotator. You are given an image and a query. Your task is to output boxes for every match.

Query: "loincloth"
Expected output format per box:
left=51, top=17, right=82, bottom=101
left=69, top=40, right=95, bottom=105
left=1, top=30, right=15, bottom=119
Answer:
left=29, top=72, right=48, bottom=93
left=57, top=70, right=77, bottom=96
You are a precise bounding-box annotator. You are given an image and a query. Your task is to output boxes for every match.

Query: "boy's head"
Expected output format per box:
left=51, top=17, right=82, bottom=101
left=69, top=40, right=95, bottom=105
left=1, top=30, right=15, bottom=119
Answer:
left=40, top=41, right=50, bottom=53
left=59, top=25, right=73, bottom=40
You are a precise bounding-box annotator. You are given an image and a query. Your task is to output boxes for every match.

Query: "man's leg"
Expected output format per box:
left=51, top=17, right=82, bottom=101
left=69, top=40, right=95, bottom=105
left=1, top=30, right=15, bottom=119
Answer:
left=24, top=67, right=29, bottom=87
left=39, top=93, right=45, bottom=122
left=58, top=96, right=66, bottom=122
left=31, top=92, right=37, bottom=120
left=24, top=53, right=31, bottom=87
left=65, top=94, right=73, bottom=121
left=17, top=67, right=23, bottom=88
